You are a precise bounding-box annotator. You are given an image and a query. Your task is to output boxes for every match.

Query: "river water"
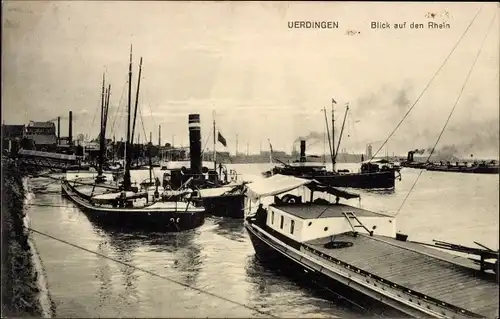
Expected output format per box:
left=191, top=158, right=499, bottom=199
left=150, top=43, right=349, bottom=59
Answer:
left=25, top=163, right=499, bottom=318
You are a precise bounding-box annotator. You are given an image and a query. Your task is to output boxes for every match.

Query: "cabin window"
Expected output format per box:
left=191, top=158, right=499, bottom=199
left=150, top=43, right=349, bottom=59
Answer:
left=290, top=220, right=295, bottom=234
left=280, top=216, right=284, bottom=229
left=271, top=211, right=275, bottom=224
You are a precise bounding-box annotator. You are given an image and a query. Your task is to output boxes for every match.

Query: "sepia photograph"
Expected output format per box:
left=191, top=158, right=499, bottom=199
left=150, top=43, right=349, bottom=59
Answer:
left=2, top=1, right=499, bottom=318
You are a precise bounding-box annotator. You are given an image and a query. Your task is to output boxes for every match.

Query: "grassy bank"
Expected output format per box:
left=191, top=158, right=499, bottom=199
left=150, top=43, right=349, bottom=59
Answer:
left=1, top=159, right=44, bottom=317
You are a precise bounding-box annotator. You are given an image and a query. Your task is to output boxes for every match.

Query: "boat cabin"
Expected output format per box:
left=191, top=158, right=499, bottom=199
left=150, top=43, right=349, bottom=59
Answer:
left=271, top=162, right=327, bottom=176
left=245, top=175, right=396, bottom=243
left=360, top=159, right=398, bottom=173
left=161, top=160, right=237, bottom=189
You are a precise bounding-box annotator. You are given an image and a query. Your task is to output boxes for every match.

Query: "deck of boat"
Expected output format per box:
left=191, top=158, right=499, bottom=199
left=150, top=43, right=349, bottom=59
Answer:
left=303, top=233, right=499, bottom=318
left=273, top=203, right=390, bottom=219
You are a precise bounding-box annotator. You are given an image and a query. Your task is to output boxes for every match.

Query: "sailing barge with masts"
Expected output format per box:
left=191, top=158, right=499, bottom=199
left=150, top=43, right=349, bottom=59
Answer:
left=244, top=175, right=498, bottom=318
left=61, top=47, right=205, bottom=232
left=264, top=101, right=400, bottom=189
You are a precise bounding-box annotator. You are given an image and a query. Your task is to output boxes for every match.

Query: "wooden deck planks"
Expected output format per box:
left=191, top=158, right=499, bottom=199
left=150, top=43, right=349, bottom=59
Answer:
left=304, top=233, right=498, bottom=316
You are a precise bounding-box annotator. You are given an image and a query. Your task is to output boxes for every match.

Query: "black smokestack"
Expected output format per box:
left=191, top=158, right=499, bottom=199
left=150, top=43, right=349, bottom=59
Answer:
left=300, top=140, right=306, bottom=162
left=68, top=111, right=73, bottom=146
left=57, top=116, right=61, bottom=144
left=407, top=151, right=414, bottom=162
left=188, top=114, right=202, bottom=176
left=158, top=125, right=161, bottom=147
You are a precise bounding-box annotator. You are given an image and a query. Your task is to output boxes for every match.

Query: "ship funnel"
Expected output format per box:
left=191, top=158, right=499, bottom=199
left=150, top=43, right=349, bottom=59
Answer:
left=407, top=151, right=414, bottom=162
left=300, top=140, right=306, bottom=162
left=158, top=125, right=161, bottom=147
left=68, top=111, right=73, bottom=146
left=57, top=116, right=61, bottom=144
left=188, top=114, right=202, bottom=176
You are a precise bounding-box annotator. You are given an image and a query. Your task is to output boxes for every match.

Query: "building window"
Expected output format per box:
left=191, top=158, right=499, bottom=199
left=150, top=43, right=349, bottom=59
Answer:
left=290, top=220, right=295, bottom=234
left=280, top=215, right=284, bottom=229
left=271, top=211, right=274, bottom=224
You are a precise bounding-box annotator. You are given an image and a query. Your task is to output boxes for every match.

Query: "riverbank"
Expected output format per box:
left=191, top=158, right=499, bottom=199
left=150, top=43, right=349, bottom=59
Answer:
left=1, top=159, right=47, bottom=317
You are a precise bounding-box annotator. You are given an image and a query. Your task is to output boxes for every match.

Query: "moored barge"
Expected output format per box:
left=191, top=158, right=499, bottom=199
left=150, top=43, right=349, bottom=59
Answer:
left=244, top=175, right=499, bottom=318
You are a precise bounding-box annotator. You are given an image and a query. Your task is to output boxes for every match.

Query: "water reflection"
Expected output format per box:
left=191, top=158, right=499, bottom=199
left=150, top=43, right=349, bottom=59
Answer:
left=95, top=239, right=113, bottom=313
left=211, top=218, right=246, bottom=243
left=25, top=165, right=498, bottom=318
left=360, top=188, right=396, bottom=195
left=103, top=229, right=202, bottom=288
left=244, top=255, right=360, bottom=318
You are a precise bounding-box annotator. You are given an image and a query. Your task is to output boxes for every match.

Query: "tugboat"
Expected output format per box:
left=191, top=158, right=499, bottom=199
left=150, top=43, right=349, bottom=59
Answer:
left=400, top=149, right=429, bottom=169
left=263, top=102, right=400, bottom=189
left=264, top=140, right=400, bottom=189
left=244, top=175, right=498, bottom=318
left=160, top=114, right=246, bottom=218
left=61, top=47, right=205, bottom=232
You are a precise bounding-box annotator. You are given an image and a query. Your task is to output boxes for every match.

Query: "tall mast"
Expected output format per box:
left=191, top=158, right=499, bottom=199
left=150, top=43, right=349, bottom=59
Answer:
left=323, top=107, right=334, bottom=165
left=323, top=128, right=326, bottom=164
left=334, top=103, right=349, bottom=164
left=331, top=98, right=336, bottom=170
left=236, top=134, right=238, bottom=156
left=98, top=73, right=105, bottom=177
left=123, top=45, right=133, bottom=191
left=149, top=131, right=153, bottom=183
left=158, top=124, right=161, bottom=160
left=213, top=110, right=216, bottom=172
left=104, top=84, right=111, bottom=128
left=130, top=57, right=143, bottom=148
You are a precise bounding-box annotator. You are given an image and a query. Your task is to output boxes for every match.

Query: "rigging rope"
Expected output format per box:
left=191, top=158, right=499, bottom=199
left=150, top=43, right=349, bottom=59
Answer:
left=109, top=76, right=128, bottom=140
left=26, top=226, right=278, bottom=317
left=395, top=11, right=497, bottom=217
left=88, top=88, right=103, bottom=141
left=201, top=126, right=212, bottom=158
left=137, top=104, right=157, bottom=180
left=369, top=7, right=483, bottom=162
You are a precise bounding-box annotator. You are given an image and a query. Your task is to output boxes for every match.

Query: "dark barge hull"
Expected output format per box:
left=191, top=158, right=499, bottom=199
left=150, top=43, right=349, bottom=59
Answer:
left=244, top=222, right=497, bottom=318
left=426, top=166, right=499, bottom=174
left=271, top=170, right=396, bottom=189
left=400, top=162, right=428, bottom=169
left=61, top=181, right=205, bottom=232
left=314, top=170, right=395, bottom=189
left=200, top=194, right=246, bottom=219
left=245, top=223, right=406, bottom=317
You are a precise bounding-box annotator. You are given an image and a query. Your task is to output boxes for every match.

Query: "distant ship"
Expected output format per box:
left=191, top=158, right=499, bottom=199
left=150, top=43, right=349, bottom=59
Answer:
left=402, top=150, right=499, bottom=174
left=263, top=102, right=400, bottom=189
left=263, top=140, right=400, bottom=189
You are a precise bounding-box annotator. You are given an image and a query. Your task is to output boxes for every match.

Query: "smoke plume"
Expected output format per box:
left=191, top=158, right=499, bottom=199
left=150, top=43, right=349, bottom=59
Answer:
left=48, top=109, right=90, bottom=122
left=294, top=131, right=325, bottom=143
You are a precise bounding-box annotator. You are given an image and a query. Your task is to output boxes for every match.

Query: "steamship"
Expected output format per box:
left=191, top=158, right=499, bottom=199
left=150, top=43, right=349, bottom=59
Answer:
left=426, top=160, right=499, bottom=174
left=62, top=47, right=205, bottom=232
left=402, top=150, right=499, bottom=174
left=160, top=114, right=246, bottom=219
left=263, top=140, right=400, bottom=189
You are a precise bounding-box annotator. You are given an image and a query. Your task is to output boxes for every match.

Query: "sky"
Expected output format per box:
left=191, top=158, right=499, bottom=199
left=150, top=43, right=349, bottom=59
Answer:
left=2, top=1, right=499, bottom=158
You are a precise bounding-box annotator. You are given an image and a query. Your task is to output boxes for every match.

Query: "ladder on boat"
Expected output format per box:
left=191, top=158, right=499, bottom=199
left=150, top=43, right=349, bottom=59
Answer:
left=343, top=211, right=374, bottom=236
